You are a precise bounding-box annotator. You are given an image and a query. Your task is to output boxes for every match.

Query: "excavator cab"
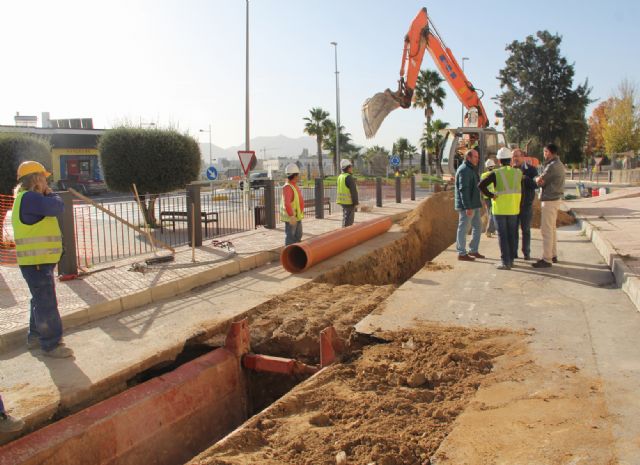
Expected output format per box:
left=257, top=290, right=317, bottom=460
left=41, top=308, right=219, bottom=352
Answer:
left=438, top=128, right=507, bottom=176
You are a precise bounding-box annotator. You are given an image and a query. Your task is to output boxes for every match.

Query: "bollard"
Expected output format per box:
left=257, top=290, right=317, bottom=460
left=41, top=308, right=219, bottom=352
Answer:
left=186, top=184, right=203, bottom=247
left=570, top=169, right=574, bottom=180
left=264, top=180, right=276, bottom=229
left=376, top=177, right=383, bottom=207
left=314, top=178, right=324, bottom=219
left=410, top=176, right=416, bottom=201
left=608, top=170, right=613, bottom=183
left=58, top=191, right=78, bottom=276
left=395, top=177, right=401, bottom=203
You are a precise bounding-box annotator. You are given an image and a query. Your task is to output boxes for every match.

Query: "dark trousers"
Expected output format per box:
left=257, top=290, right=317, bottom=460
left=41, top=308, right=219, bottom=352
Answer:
left=516, top=204, right=533, bottom=258
left=494, top=215, right=519, bottom=266
left=284, top=221, right=303, bottom=246
left=19, top=264, right=63, bottom=351
left=341, top=205, right=355, bottom=227
left=0, top=394, right=4, bottom=413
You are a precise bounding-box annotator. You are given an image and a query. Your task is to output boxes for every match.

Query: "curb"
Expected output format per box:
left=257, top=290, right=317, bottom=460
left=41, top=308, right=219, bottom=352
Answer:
left=575, top=215, right=640, bottom=312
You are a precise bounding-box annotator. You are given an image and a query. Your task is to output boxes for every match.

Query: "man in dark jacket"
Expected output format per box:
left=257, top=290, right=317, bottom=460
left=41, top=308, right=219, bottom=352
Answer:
left=454, top=149, right=484, bottom=261
left=512, top=149, right=538, bottom=260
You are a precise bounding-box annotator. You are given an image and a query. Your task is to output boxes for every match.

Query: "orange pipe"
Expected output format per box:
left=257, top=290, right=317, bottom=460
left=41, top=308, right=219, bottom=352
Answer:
left=280, top=217, right=393, bottom=273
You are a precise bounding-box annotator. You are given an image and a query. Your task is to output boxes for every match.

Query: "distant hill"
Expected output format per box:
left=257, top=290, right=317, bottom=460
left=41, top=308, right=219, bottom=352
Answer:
left=199, top=135, right=316, bottom=162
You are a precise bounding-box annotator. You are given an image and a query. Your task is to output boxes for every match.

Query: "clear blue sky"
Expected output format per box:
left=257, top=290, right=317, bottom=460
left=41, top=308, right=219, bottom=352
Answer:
left=1, top=0, right=637, bottom=154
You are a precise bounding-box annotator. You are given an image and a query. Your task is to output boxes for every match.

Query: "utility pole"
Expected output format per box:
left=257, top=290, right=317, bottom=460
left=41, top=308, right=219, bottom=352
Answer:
left=331, top=41, right=340, bottom=176
left=245, top=0, right=250, bottom=151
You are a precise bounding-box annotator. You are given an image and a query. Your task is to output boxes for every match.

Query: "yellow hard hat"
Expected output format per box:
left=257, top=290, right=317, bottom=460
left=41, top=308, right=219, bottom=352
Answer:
left=17, top=161, right=51, bottom=180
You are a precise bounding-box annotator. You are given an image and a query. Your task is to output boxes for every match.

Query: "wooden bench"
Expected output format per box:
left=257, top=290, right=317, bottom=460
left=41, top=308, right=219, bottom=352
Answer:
left=304, top=197, right=331, bottom=215
left=160, top=211, right=219, bottom=236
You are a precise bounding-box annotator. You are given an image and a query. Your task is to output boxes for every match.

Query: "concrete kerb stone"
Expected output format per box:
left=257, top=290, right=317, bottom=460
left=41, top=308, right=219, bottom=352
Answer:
left=575, top=215, right=640, bottom=312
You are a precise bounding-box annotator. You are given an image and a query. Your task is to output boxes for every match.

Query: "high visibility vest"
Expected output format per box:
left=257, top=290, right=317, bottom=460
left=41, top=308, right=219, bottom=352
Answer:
left=12, top=191, right=63, bottom=266
left=491, top=166, right=522, bottom=215
left=280, top=182, right=304, bottom=222
left=336, top=173, right=356, bottom=205
left=480, top=170, right=495, bottom=200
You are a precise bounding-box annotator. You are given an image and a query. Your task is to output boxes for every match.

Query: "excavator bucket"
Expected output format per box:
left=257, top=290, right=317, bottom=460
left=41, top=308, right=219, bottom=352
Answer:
left=362, top=89, right=401, bottom=139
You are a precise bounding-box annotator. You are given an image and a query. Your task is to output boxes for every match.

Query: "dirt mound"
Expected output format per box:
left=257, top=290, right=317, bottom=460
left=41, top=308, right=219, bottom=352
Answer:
left=530, top=198, right=576, bottom=229
left=191, top=325, right=521, bottom=465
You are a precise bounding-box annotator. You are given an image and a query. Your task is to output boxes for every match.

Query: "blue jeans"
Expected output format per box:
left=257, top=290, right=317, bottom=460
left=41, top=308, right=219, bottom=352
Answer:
left=494, top=215, right=519, bottom=266
left=484, top=198, right=496, bottom=234
left=0, top=394, right=5, bottom=414
left=19, top=264, right=63, bottom=351
left=516, top=204, right=533, bottom=257
left=284, top=221, right=303, bottom=246
left=341, top=205, right=355, bottom=227
left=456, top=208, right=482, bottom=256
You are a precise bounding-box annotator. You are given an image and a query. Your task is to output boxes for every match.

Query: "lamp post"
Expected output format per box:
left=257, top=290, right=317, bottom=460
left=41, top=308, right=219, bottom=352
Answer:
left=199, top=125, right=212, bottom=166
left=245, top=0, right=250, bottom=151
left=330, top=41, right=340, bottom=175
left=461, top=57, right=469, bottom=126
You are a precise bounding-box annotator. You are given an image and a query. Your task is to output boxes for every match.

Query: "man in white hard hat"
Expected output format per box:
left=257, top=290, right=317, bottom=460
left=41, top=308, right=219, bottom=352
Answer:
left=478, top=148, right=522, bottom=270
left=480, top=158, right=497, bottom=238
left=280, top=163, right=304, bottom=246
left=336, top=159, right=359, bottom=227
left=512, top=149, right=539, bottom=261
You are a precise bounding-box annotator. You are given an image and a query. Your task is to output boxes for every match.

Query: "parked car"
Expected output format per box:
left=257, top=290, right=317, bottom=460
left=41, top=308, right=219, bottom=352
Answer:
left=239, top=171, right=270, bottom=190
left=57, top=175, right=108, bottom=196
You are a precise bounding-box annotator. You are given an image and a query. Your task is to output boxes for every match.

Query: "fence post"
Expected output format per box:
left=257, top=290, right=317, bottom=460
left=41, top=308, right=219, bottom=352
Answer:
left=58, top=191, right=78, bottom=276
left=608, top=170, right=613, bottom=183
left=395, top=177, right=401, bottom=203
left=410, top=176, right=416, bottom=200
left=315, top=178, right=324, bottom=219
left=376, top=177, right=383, bottom=207
left=570, top=169, right=574, bottom=180
left=589, top=170, right=593, bottom=181
left=264, top=180, right=276, bottom=229
left=186, top=184, right=202, bottom=247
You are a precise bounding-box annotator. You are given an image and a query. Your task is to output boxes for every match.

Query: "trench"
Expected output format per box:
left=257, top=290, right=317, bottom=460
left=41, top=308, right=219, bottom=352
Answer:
left=4, top=191, right=519, bottom=465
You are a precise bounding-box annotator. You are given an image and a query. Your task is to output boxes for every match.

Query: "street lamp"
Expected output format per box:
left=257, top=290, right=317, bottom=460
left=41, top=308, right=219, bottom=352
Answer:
left=245, top=0, right=250, bottom=151
left=199, top=124, right=212, bottom=166
left=461, top=57, right=469, bottom=126
left=331, top=41, right=340, bottom=175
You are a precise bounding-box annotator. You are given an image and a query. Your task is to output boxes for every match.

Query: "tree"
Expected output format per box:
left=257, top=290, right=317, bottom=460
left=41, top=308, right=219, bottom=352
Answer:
left=99, top=127, right=201, bottom=226
left=303, top=108, right=332, bottom=178
left=323, top=122, right=360, bottom=172
left=364, top=145, right=390, bottom=176
left=420, top=119, right=448, bottom=173
left=414, top=69, right=446, bottom=173
left=603, top=80, right=640, bottom=154
left=0, top=133, right=52, bottom=196
left=585, top=99, right=613, bottom=157
left=496, top=31, right=592, bottom=163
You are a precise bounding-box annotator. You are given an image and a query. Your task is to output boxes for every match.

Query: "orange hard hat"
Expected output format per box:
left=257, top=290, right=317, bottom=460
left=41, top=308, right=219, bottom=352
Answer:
left=17, top=161, right=51, bottom=180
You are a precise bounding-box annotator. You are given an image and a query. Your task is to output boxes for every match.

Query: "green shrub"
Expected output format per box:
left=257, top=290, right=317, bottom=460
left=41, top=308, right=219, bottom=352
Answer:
left=0, top=133, right=51, bottom=195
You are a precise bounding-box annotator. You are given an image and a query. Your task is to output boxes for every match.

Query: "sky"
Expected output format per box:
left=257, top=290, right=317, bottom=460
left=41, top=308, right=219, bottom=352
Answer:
left=1, top=0, right=638, bottom=155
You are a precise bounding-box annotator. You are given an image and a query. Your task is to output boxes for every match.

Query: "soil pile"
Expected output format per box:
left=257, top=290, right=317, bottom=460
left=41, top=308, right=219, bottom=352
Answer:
left=530, top=198, right=576, bottom=228
left=191, top=325, right=520, bottom=465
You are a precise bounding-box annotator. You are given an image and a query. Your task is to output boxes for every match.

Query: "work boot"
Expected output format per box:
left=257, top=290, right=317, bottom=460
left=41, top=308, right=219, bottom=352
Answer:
left=532, top=259, right=552, bottom=269
left=524, top=255, right=532, bottom=260
left=469, top=252, right=485, bottom=259
left=42, top=345, right=74, bottom=359
left=496, top=263, right=511, bottom=270
left=457, top=254, right=475, bottom=262
left=485, top=231, right=493, bottom=238
left=0, top=413, right=24, bottom=433
left=552, top=256, right=558, bottom=263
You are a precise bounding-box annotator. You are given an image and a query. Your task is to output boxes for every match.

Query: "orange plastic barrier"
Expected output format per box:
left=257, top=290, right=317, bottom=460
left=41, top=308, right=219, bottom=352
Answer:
left=280, top=217, right=392, bottom=273
left=0, top=194, right=17, bottom=266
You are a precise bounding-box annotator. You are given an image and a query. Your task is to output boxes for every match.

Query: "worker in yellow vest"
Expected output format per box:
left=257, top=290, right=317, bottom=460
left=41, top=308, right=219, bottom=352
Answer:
left=280, top=163, right=304, bottom=246
left=12, top=161, right=73, bottom=358
left=480, top=158, right=497, bottom=238
left=336, top=159, right=359, bottom=227
left=478, top=148, right=522, bottom=270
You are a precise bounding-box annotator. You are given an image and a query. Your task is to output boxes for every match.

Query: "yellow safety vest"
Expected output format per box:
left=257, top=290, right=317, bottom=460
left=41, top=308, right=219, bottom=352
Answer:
left=480, top=170, right=495, bottom=200
left=12, top=191, right=63, bottom=266
left=336, top=173, right=356, bottom=205
left=491, top=166, right=522, bottom=215
left=280, top=182, right=304, bottom=222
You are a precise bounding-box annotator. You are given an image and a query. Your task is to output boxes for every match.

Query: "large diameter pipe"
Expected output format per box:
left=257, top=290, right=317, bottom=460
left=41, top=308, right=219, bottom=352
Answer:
left=281, top=217, right=392, bottom=273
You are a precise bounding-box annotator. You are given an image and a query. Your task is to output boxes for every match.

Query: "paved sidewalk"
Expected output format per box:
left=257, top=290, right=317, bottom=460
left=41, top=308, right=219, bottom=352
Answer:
left=0, top=200, right=423, bottom=353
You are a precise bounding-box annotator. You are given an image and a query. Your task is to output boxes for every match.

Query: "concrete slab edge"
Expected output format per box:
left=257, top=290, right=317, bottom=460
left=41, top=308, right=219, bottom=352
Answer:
left=575, top=215, right=640, bottom=312
left=0, top=249, right=281, bottom=355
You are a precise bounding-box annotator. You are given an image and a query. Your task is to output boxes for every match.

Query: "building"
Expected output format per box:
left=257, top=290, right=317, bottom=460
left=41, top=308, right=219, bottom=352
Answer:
left=0, top=112, right=104, bottom=184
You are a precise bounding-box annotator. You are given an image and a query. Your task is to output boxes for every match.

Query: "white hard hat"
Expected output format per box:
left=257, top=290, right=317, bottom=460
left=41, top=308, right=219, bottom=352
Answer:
left=340, top=159, right=352, bottom=170
left=485, top=158, right=496, bottom=169
left=497, top=147, right=512, bottom=160
left=285, top=163, right=300, bottom=175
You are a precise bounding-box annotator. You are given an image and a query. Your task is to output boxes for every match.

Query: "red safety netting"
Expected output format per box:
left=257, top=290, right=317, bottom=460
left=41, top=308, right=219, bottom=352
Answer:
left=0, top=194, right=17, bottom=266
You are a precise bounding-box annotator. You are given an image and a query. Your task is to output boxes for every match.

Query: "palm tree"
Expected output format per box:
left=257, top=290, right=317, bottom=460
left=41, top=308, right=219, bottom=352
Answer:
left=420, top=119, right=449, bottom=174
left=392, top=137, right=410, bottom=169
left=303, top=108, right=332, bottom=178
left=413, top=69, right=447, bottom=129
left=364, top=145, right=389, bottom=176
left=407, top=143, right=418, bottom=168
left=323, top=122, right=359, bottom=174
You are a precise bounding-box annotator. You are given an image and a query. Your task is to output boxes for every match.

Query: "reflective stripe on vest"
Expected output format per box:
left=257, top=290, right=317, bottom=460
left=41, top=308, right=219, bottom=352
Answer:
left=491, top=167, right=522, bottom=216
left=336, top=173, right=355, bottom=205
left=280, top=183, right=304, bottom=222
left=11, top=191, right=63, bottom=266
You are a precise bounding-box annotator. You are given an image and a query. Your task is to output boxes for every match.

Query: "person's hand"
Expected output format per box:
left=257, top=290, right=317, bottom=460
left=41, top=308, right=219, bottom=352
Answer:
left=43, top=186, right=53, bottom=196
left=492, top=194, right=498, bottom=201
left=289, top=217, right=297, bottom=226
left=466, top=209, right=473, bottom=217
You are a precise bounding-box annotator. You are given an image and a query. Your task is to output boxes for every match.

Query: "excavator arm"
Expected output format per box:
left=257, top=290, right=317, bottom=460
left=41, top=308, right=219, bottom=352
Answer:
left=362, top=7, right=489, bottom=138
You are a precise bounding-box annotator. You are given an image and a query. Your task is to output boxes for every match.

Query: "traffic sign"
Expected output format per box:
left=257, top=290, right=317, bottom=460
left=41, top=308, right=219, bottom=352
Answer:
left=206, top=166, right=218, bottom=181
left=390, top=155, right=400, bottom=167
left=237, top=150, right=257, bottom=176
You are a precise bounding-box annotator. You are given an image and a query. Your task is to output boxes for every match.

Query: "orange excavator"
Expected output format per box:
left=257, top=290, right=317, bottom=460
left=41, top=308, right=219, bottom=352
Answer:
left=362, top=7, right=534, bottom=175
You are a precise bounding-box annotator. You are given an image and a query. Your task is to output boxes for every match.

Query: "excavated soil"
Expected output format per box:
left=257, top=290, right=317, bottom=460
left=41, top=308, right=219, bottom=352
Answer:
left=192, top=325, right=523, bottom=465
left=531, top=197, right=576, bottom=229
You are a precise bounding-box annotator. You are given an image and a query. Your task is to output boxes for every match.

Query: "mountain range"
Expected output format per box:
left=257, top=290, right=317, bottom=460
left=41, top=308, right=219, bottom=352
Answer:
left=199, top=135, right=317, bottom=162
